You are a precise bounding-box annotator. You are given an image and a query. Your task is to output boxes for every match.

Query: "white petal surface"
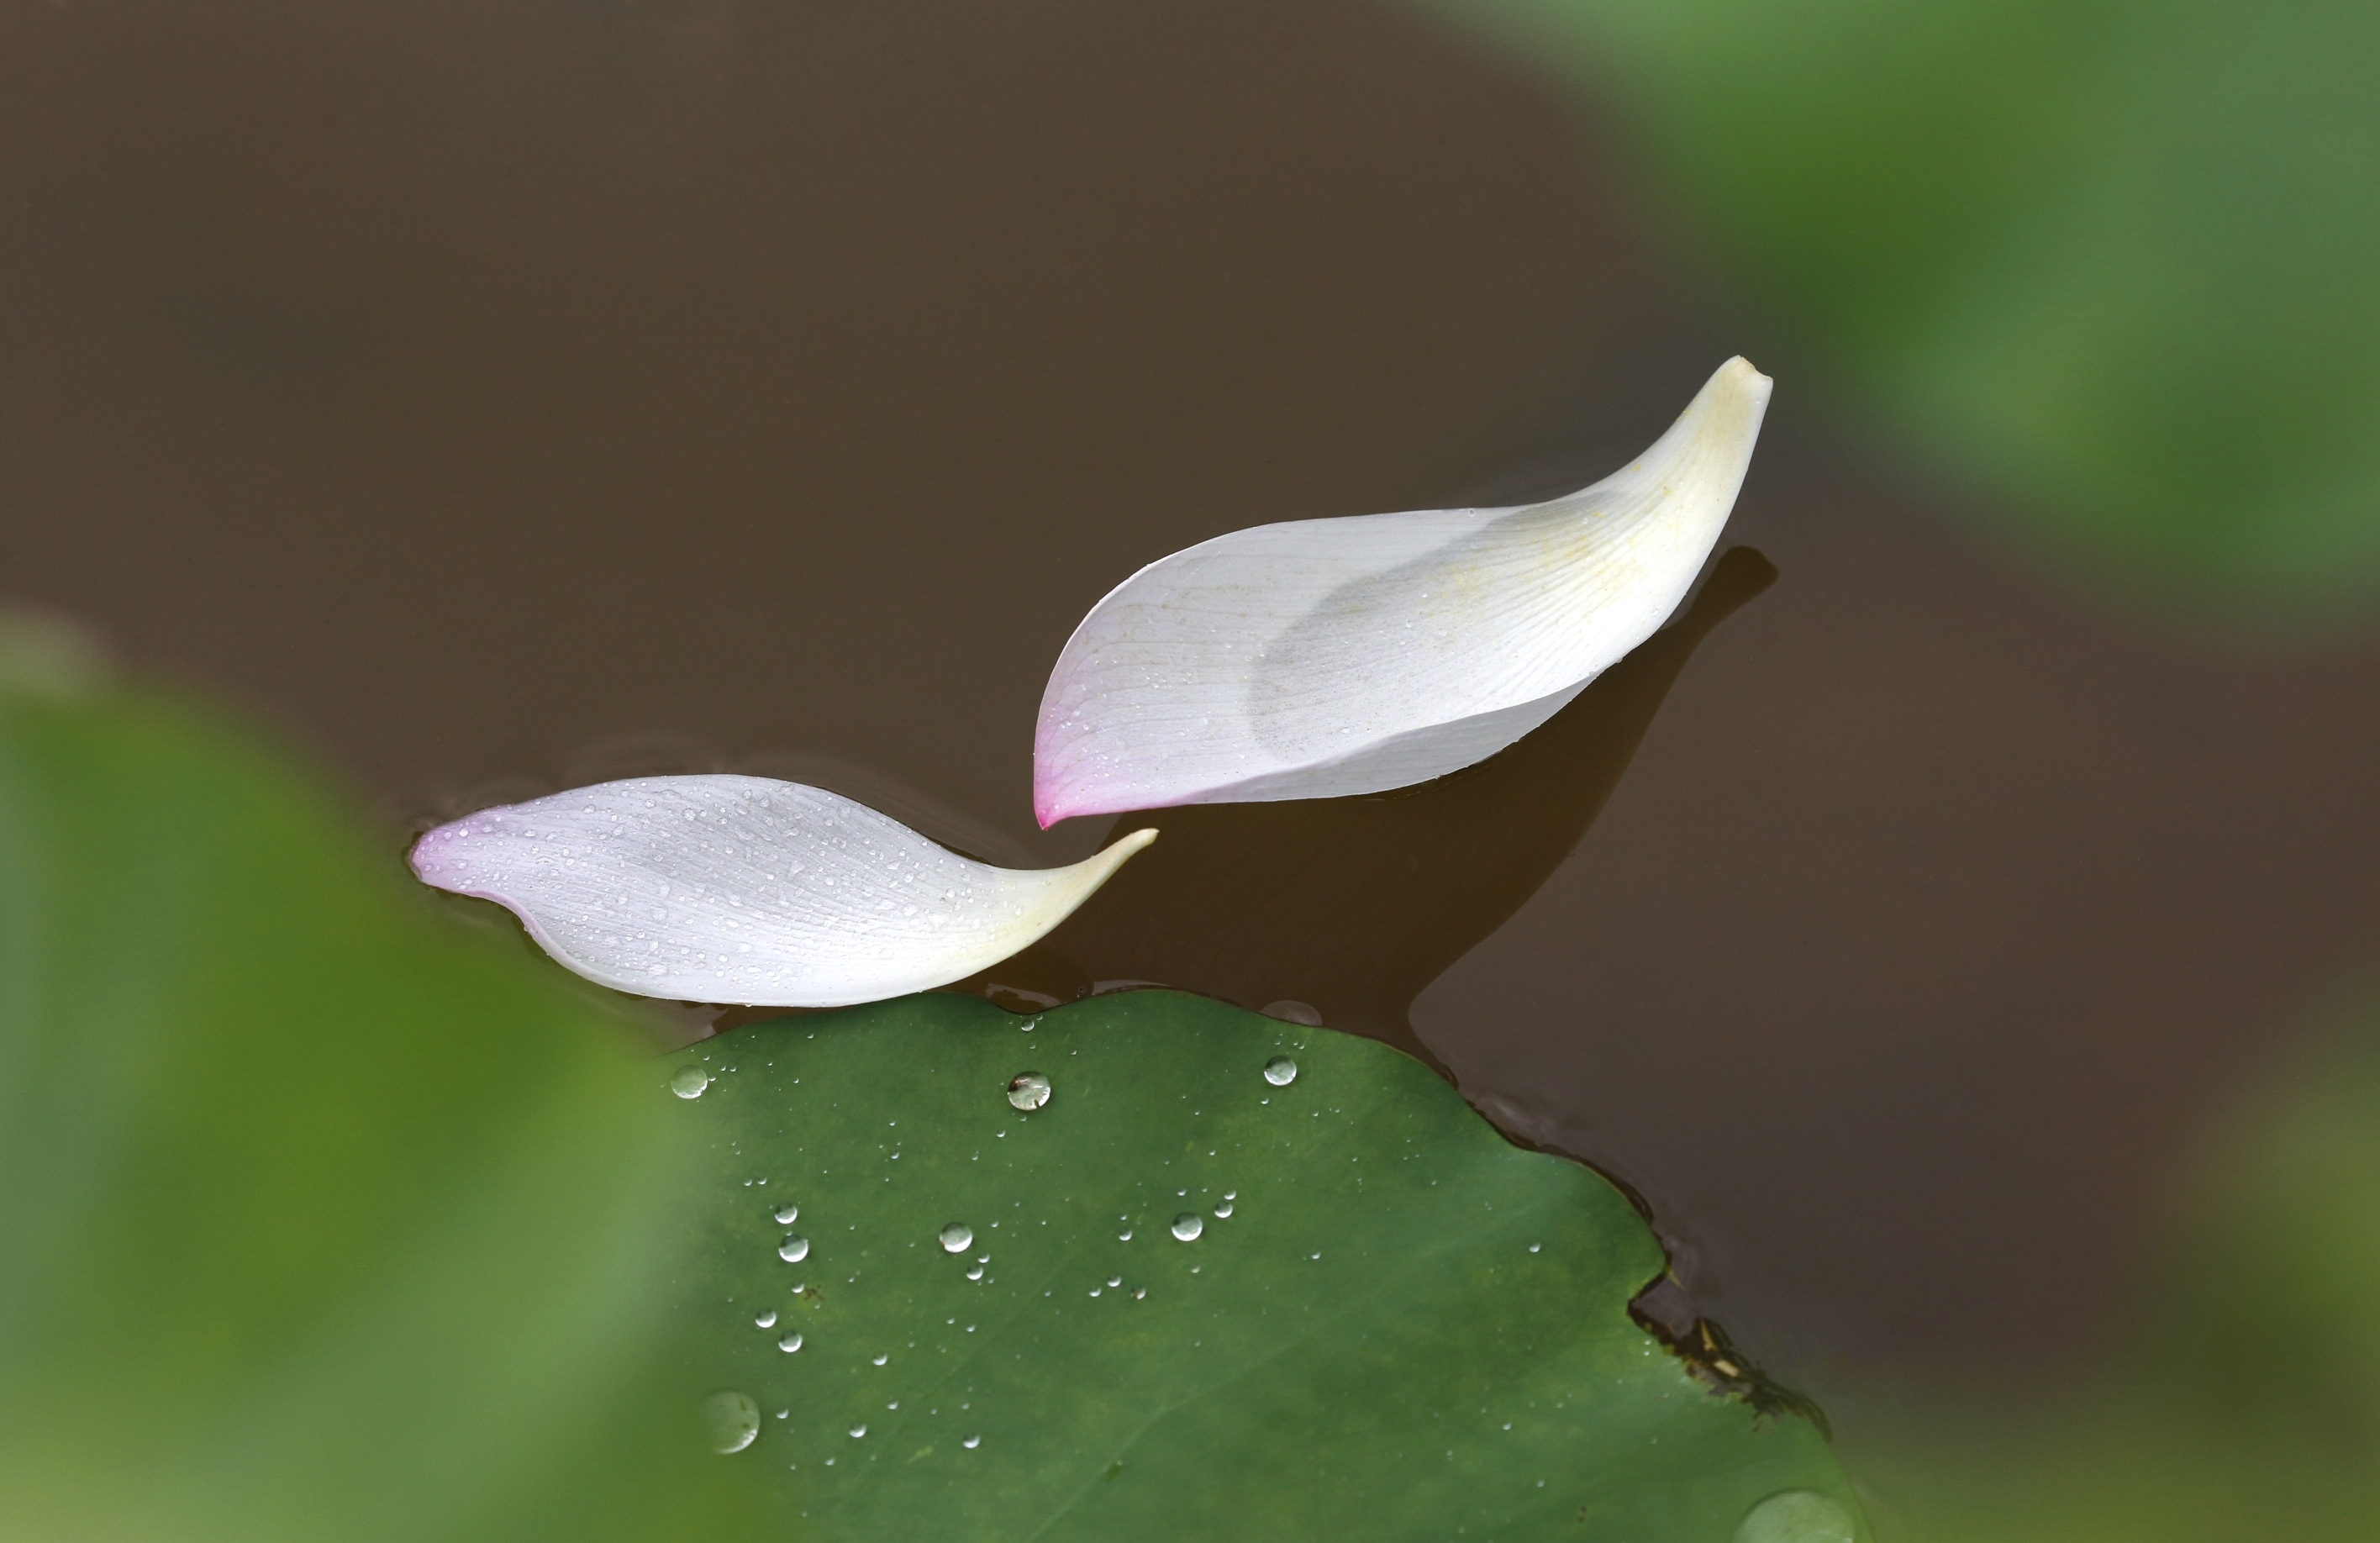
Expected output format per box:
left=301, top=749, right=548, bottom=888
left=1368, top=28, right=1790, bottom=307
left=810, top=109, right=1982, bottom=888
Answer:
left=1034, top=357, right=1772, bottom=824
left=411, top=776, right=1155, bottom=1007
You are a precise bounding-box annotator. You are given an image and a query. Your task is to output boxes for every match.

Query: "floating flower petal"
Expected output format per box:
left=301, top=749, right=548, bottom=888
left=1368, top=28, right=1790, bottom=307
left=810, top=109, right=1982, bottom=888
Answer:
left=410, top=776, right=1155, bottom=1006
left=1034, top=357, right=1772, bottom=824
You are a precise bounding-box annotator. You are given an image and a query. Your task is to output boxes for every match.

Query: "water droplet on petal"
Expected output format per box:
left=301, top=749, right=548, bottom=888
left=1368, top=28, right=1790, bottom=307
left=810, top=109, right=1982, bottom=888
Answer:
left=671, top=1066, right=712, bottom=1099
left=773, top=1203, right=799, bottom=1225
left=1007, top=1072, right=1051, bottom=1111
left=779, top=1235, right=810, bottom=1263
left=701, top=1389, right=760, bottom=1454
left=1263, top=1056, right=1298, bottom=1086
left=940, top=1222, right=974, bottom=1253
left=1735, top=1491, right=1856, bottom=1543
left=1171, top=1213, right=1203, bottom=1242
left=777, top=1332, right=803, bottom=1353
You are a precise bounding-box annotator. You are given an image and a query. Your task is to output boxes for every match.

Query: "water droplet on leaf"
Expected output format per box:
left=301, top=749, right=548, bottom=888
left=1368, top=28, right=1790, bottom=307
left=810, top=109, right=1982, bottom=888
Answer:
left=1735, top=1491, right=1856, bottom=1543
left=779, top=1235, right=810, bottom=1263
left=940, top=1222, right=974, bottom=1253
left=1263, top=1056, right=1298, bottom=1086
left=671, top=1066, right=712, bottom=1099
left=1007, top=1072, right=1051, bottom=1111
left=701, top=1389, right=760, bottom=1454
left=1171, top=1213, right=1203, bottom=1241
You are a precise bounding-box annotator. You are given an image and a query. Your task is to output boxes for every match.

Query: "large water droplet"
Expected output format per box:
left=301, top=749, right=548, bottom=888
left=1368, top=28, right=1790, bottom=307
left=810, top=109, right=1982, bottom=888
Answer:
left=778, top=1235, right=810, bottom=1263
left=773, top=1203, right=799, bottom=1225
left=755, top=1309, right=778, bottom=1329
left=1735, top=1490, right=1857, bottom=1543
left=671, top=1065, right=712, bottom=1099
left=1007, top=1072, right=1051, bottom=1111
left=701, top=1389, right=760, bottom=1454
left=940, top=1222, right=974, bottom=1254
left=1171, top=1213, right=1203, bottom=1242
left=1214, top=1200, right=1234, bottom=1219
left=777, top=1332, right=804, bottom=1353
left=1263, top=1056, right=1298, bottom=1086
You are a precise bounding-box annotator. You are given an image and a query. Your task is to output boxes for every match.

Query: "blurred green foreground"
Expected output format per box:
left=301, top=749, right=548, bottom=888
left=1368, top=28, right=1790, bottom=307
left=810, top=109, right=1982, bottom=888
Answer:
left=0, top=629, right=753, bottom=1541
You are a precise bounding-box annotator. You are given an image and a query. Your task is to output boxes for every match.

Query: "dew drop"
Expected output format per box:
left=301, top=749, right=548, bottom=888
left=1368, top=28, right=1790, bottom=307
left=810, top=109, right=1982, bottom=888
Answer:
left=1263, top=1056, right=1298, bottom=1087
left=850, top=1425, right=867, bottom=1440
left=872, top=1353, right=889, bottom=1367
left=1107, top=1276, right=1122, bottom=1288
left=779, top=1235, right=810, bottom=1263
left=701, top=1389, right=761, bottom=1454
left=1261, top=1000, right=1323, bottom=1025
left=1171, top=1213, right=1203, bottom=1242
left=778, top=1332, right=803, bottom=1353
left=1735, top=1490, right=1856, bottom=1543
left=966, top=1267, right=983, bottom=1281
left=1214, top=1201, right=1234, bottom=1219
left=755, top=1309, right=778, bottom=1329
left=1006, top=1072, right=1051, bottom=1111
left=773, top=1203, right=799, bottom=1225
left=940, top=1222, right=974, bottom=1254
left=671, top=1066, right=712, bottom=1099
left=962, top=1435, right=982, bottom=1450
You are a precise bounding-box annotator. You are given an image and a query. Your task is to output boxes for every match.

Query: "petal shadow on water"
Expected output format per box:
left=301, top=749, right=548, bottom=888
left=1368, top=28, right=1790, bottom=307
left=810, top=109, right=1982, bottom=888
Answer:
left=966, top=545, right=1779, bottom=1068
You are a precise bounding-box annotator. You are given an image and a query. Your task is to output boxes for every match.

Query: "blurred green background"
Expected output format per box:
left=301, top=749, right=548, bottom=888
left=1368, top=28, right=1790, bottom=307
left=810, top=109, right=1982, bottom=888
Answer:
left=1414, top=0, right=2380, bottom=621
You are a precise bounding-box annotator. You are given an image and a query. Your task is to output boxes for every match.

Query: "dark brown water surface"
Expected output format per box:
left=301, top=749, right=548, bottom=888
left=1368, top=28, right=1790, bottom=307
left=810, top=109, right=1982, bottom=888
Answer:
left=6, top=0, right=2377, bottom=1440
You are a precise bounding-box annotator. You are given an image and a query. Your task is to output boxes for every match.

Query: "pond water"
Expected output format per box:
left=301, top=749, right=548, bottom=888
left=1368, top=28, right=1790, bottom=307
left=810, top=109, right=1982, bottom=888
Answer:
left=5, top=0, right=2376, bottom=1453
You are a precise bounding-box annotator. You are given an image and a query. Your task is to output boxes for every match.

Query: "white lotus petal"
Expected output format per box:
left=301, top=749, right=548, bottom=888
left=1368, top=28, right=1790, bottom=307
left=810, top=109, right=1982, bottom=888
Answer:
left=410, top=776, right=1155, bottom=1007
left=1034, top=356, right=1772, bottom=825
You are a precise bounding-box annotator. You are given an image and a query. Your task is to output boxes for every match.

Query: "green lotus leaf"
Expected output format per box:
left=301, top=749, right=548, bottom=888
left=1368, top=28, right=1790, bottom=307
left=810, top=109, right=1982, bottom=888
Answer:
left=661, top=990, right=1861, bottom=1540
